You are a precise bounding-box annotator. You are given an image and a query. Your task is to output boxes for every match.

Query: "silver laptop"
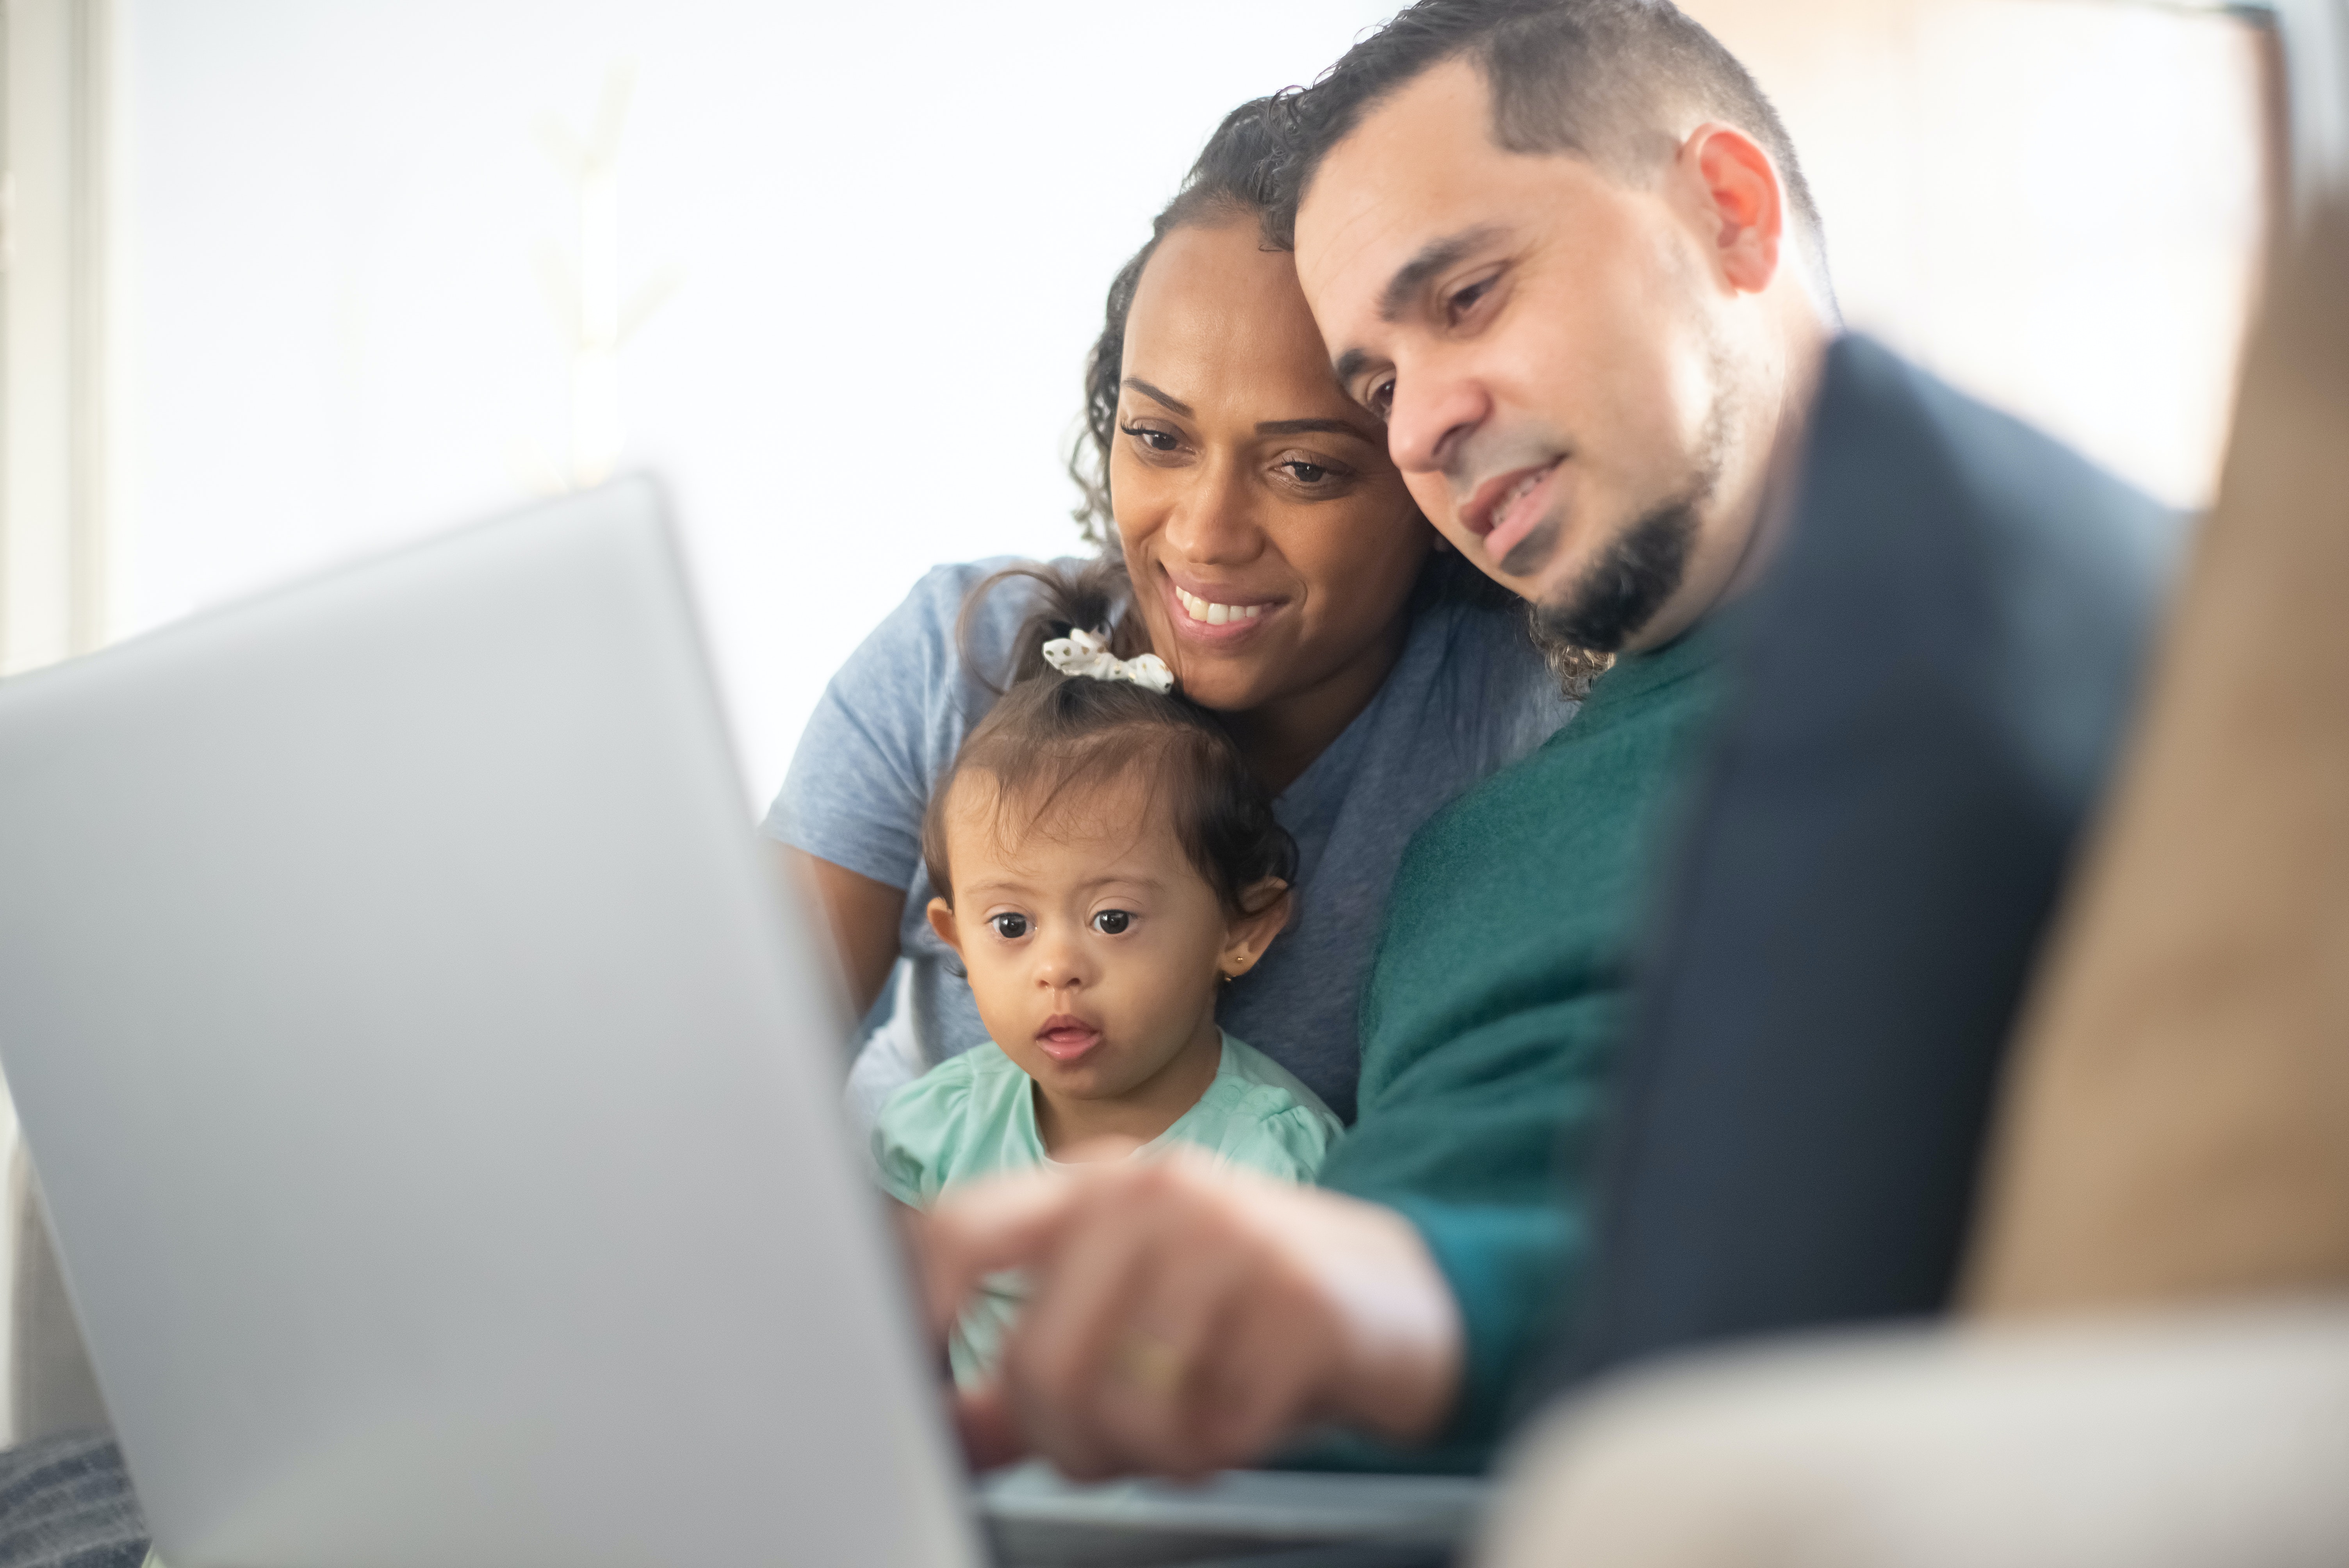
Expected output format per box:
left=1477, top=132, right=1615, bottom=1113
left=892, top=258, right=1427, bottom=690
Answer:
left=0, top=481, right=1479, bottom=1568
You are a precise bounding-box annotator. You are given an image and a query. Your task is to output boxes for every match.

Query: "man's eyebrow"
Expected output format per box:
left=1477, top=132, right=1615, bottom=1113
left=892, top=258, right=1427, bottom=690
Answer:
left=1329, top=227, right=1511, bottom=393
left=1121, top=378, right=1193, bottom=416
left=1379, top=225, right=1508, bottom=323
left=1256, top=416, right=1378, bottom=442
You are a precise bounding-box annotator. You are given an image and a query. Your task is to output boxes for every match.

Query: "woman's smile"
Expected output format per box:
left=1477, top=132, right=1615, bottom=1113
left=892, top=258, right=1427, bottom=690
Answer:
left=1176, top=586, right=1267, bottom=626
left=1158, top=568, right=1287, bottom=646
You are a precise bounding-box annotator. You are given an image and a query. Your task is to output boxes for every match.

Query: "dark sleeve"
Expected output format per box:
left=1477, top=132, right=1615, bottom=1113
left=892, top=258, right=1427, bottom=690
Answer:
left=1564, top=336, right=2175, bottom=1386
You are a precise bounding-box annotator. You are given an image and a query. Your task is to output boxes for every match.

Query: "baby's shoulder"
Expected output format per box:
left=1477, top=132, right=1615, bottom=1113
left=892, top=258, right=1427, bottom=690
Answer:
left=1215, top=1035, right=1342, bottom=1121
left=870, top=1045, right=1039, bottom=1206
left=1175, top=1035, right=1345, bottom=1180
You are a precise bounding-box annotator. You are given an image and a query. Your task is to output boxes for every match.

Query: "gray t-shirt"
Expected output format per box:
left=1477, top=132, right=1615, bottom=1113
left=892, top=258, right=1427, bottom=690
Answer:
left=763, top=556, right=1575, bottom=1123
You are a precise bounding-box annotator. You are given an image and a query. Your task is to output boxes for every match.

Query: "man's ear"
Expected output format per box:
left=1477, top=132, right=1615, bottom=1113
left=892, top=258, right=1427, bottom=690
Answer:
left=1682, top=121, right=1784, bottom=295
left=926, top=896, right=964, bottom=959
left=1219, top=879, right=1293, bottom=980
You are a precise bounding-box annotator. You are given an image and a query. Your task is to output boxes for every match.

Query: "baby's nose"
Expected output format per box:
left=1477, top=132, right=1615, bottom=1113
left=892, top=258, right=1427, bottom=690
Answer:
left=1033, top=947, right=1085, bottom=988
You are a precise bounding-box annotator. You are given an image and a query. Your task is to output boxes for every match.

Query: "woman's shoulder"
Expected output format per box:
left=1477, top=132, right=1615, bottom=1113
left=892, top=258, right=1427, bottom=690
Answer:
left=870, top=1044, right=1038, bottom=1205
left=1292, top=580, right=1572, bottom=821
left=793, top=554, right=1073, bottom=761
left=1404, top=578, right=1580, bottom=759
left=872, top=554, right=1098, bottom=670
left=1410, top=573, right=1555, bottom=689
left=767, top=552, right=1104, bottom=880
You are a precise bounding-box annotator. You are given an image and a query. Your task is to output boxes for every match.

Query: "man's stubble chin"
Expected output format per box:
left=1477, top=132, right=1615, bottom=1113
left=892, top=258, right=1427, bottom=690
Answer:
left=1528, top=498, right=1698, bottom=655
left=1496, top=512, right=1564, bottom=582
left=1522, top=373, right=1733, bottom=658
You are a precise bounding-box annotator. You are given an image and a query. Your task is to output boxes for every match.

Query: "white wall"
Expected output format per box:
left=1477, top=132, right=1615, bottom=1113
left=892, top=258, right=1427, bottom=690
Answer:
left=1683, top=0, right=2267, bottom=519
left=113, top=0, right=1401, bottom=810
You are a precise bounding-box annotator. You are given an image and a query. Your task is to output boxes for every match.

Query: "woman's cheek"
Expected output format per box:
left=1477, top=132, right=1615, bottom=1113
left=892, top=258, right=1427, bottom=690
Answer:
left=1296, top=512, right=1383, bottom=616
left=1140, top=588, right=1174, bottom=644
left=1342, top=497, right=1436, bottom=597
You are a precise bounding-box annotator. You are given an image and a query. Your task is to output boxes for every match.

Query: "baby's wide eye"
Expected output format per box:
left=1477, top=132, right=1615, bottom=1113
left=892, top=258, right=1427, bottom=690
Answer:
left=1091, top=910, right=1132, bottom=935
left=989, top=913, right=1029, bottom=939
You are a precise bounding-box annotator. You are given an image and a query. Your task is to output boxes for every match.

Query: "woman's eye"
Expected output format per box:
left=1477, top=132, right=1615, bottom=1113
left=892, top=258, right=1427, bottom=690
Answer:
left=1282, top=460, right=1332, bottom=485
left=989, top=913, right=1029, bottom=939
left=1120, top=423, right=1180, bottom=453
left=1091, top=910, right=1132, bottom=935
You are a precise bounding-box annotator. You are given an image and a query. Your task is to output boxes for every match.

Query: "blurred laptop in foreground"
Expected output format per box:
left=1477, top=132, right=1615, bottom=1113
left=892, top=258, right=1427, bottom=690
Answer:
left=0, top=478, right=1480, bottom=1568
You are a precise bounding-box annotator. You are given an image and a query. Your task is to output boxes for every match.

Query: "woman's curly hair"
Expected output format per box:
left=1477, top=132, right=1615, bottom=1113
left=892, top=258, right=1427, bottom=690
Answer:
left=1067, top=100, right=1285, bottom=549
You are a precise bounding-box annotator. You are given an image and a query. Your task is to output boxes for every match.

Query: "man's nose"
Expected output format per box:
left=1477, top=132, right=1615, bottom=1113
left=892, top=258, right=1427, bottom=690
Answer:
left=1158, top=451, right=1261, bottom=565
left=1386, top=357, right=1488, bottom=478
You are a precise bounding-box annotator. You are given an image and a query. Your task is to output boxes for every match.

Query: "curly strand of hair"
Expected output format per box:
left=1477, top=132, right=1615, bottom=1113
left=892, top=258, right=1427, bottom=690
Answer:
left=1066, top=96, right=1290, bottom=547
left=953, top=559, right=1153, bottom=697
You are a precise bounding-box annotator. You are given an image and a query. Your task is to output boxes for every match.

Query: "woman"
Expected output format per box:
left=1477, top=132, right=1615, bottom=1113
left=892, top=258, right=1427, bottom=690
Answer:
left=767, top=100, right=1582, bottom=1126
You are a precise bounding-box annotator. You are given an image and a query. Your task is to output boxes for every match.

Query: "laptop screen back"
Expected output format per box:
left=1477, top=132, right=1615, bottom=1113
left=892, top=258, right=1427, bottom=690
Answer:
left=0, top=481, right=981, bottom=1568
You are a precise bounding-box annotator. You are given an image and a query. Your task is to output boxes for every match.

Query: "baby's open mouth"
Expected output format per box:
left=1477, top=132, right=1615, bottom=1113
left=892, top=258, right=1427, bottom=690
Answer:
left=1035, top=1016, right=1103, bottom=1063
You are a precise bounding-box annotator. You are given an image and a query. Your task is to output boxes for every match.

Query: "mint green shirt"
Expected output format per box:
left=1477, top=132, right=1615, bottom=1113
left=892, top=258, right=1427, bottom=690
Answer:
left=873, top=1031, right=1342, bottom=1381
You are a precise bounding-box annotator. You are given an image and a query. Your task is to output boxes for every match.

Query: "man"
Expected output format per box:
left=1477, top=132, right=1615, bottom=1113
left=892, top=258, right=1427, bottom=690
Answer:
left=921, top=0, right=1836, bottom=1478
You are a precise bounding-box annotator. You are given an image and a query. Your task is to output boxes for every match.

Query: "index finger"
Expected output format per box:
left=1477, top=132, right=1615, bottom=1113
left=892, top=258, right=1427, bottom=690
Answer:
left=953, top=1375, right=1031, bottom=1472
left=919, top=1168, right=1085, bottom=1334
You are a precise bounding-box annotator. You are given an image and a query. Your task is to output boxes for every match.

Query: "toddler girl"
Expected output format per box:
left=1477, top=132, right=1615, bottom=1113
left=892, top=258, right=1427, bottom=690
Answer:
left=871, top=563, right=1342, bottom=1383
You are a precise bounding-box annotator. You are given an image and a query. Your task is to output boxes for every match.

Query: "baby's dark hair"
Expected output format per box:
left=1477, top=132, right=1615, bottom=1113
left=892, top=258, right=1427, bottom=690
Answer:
left=923, top=561, right=1297, bottom=919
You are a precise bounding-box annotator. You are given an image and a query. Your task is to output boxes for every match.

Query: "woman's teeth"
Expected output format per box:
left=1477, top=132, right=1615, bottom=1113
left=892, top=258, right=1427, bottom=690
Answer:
left=1175, top=586, right=1267, bottom=627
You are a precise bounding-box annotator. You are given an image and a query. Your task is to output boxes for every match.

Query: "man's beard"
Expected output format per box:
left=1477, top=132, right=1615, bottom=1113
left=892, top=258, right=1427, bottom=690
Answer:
left=1515, top=384, right=1730, bottom=657
left=1526, top=496, right=1700, bottom=655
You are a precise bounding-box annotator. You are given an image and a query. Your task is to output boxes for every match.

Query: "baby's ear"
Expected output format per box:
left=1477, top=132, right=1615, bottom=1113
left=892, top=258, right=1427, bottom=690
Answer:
left=926, top=896, right=964, bottom=957
left=1220, top=878, right=1292, bottom=980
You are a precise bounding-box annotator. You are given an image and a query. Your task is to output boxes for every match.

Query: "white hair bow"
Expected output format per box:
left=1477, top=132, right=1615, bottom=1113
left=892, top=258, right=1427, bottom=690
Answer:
left=1040, top=626, right=1176, bottom=695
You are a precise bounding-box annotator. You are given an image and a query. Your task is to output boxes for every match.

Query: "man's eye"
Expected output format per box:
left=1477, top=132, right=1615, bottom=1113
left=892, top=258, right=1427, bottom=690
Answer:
left=1445, top=276, right=1495, bottom=323
left=1367, top=378, right=1395, bottom=419
left=1120, top=423, right=1179, bottom=453
left=989, top=913, right=1029, bottom=939
left=1091, top=910, right=1132, bottom=935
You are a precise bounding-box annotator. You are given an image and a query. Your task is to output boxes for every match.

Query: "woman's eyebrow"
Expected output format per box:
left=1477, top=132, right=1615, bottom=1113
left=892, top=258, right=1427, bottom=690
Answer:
left=1256, top=416, right=1378, bottom=442
left=1122, top=378, right=1193, bottom=416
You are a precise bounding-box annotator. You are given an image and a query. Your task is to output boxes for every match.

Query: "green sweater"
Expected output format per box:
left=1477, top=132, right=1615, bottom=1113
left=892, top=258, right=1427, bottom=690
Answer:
left=1315, top=616, right=1734, bottom=1466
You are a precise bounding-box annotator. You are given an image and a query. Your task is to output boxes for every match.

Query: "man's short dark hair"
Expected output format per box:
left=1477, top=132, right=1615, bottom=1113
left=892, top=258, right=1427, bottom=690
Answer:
left=1267, top=0, right=1829, bottom=294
